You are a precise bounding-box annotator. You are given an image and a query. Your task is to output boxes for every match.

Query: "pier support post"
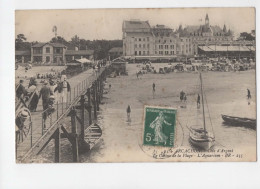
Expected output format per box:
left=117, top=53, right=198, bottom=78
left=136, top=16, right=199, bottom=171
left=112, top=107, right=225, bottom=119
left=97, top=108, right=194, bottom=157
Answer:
left=93, top=83, right=97, bottom=119
left=54, top=127, right=60, bottom=163
left=80, top=95, right=85, bottom=141
left=70, top=108, right=79, bottom=162
left=87, top=88, right=92, bottom=125
left=95, top=81, right=100, bottom=111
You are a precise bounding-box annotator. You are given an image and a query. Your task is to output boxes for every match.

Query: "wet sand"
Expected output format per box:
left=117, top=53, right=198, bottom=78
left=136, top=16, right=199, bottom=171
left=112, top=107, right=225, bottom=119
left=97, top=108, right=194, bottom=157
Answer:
left=82, top=64, right=256, bottom=162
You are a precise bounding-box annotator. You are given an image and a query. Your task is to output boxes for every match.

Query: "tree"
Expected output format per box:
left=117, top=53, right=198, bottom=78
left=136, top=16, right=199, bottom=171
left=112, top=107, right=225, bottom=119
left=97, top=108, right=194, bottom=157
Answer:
left=15, top=34, right=30, bottom=50
left=50, top=36, right=68, bottom=44
left=240, top=32, right=255, bottom=41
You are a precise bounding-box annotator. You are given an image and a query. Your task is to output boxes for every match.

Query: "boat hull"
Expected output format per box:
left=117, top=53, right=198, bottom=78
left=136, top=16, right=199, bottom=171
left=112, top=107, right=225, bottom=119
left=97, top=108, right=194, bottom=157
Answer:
left=222, top=114, right=256, bottom=129
left=189, top=128, right=215, bottom=150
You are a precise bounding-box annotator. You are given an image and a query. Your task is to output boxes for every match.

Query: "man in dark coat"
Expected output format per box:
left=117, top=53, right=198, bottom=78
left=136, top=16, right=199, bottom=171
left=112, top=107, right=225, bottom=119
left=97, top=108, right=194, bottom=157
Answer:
left=16, top=80, right=27, bottom=99
left=39, top=80, right=53, bottom=127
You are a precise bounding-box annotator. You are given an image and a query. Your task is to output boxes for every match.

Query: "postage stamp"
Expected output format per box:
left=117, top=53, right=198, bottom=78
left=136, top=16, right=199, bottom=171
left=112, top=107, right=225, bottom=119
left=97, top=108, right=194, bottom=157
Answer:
left=143, top=106, right=177, bottom=147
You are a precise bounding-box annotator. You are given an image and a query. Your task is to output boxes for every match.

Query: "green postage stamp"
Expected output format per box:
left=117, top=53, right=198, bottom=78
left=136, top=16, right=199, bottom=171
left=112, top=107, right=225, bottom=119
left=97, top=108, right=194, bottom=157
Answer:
left=143, top=106, right=177, bottom=147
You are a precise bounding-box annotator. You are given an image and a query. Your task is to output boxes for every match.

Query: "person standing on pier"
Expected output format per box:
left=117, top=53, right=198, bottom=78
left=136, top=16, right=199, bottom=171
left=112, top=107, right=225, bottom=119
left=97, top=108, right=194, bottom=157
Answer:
left=27, top=79, right=39, bottom=112
left=126, top=105, right=131, bottom=122
left=39, top=80, right=53, bottom=128
left=61, top=78, right=71, bottom=103
left=16, top=80, right=26, bottom=100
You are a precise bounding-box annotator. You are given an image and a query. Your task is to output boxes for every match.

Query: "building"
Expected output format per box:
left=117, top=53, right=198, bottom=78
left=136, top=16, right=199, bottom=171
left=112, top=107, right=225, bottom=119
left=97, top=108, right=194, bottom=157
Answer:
left=65, top=47, right=94, bottom=62
left=178, top=14, right=234, bottom=54
left=31, top=43, right=67, bottom=64
left=198, top=45, right=256, bottom=59
left=30, top=43, right=94, bottom=64
left=15, top=51, right=31, bottom=63
left=122, top=14, right=236, bottom=59
left=108, top=47, right=123, bottom=60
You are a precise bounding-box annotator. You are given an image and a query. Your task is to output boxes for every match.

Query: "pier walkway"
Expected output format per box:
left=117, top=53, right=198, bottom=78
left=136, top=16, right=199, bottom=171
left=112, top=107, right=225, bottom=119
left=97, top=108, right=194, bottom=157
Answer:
left=16, top=67, right=108, bottom=162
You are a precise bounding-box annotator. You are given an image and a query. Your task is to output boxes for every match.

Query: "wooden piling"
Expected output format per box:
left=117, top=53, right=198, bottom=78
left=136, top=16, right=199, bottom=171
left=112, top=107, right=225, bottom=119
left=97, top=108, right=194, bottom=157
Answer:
left=93, top=83, right=97, bottom=119
left=87, top=88, right=92, bottom=125
left=80, top=95, right=85, bottom=141
left=54, top=127, right=60, bottom=163
left=70, top=108, right=79, bottom=162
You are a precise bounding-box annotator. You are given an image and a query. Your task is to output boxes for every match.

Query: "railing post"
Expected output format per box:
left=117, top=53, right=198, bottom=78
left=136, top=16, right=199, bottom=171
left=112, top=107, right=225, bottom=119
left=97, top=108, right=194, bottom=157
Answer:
left=57, top=101, right=59, bottom=120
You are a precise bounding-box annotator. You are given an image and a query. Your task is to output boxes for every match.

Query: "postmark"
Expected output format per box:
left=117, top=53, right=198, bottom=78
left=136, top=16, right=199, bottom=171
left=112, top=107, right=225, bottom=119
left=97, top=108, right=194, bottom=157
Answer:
left=143, top=106, right=177, bottom=148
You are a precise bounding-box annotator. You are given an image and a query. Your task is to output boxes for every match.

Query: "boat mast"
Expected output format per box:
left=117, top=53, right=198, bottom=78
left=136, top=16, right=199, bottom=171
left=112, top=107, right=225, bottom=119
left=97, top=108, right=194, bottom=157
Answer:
left=200, top=73, right=206, bottom=132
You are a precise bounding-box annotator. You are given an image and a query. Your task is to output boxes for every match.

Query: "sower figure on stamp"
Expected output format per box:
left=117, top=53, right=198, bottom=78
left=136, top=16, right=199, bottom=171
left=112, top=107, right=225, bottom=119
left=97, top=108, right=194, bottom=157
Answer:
left=150, top=111, right=172, bottom=145
left=126, top=105, right=131, bottom=122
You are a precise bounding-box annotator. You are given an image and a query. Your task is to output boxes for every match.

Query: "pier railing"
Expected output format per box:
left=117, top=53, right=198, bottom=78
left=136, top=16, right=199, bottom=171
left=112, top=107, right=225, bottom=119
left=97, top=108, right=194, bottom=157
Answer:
left=16, top=66, right=109, bottom=162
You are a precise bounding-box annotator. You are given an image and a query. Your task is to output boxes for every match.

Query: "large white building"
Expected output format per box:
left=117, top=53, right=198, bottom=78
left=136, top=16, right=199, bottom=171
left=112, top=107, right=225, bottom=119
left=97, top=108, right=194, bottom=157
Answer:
left=122, top=14, right=234, bottom=58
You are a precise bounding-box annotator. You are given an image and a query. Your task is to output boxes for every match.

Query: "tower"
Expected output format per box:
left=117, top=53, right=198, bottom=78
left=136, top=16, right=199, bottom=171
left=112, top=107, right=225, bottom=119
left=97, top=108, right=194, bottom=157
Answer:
left=223, top=24, right=227, bottom=33
left=205, top=14, right=209, bottom=27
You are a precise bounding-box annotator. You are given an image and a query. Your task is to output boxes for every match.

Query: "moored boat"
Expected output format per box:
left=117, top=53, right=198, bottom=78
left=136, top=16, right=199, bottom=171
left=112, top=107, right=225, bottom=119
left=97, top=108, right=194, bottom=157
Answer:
left=221, top=114, right=256, bottom=129
left=189, top=73, right=215, bottom=150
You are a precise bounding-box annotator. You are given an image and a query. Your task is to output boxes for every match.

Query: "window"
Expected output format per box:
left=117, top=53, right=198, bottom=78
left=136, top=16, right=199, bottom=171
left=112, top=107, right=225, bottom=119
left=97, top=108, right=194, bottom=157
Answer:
left=135, top=44, right=137, bottom=48
left=143, top=44, right=146, bottom=48
left=135, top=38, right=137, bottom=41
left=139, top=51, right=141, bottom=55
left=46, top=47, right=50, bottom=53
left=135, top=51, right=137, bottom=55
left=159, top=40, right=160, bottom=43
left=33, top=48, right=42, bottom=54
left=155, top=51, right=157, bottom=54
left=143, top=51, right=145, bottom=55
left=139, top=44, right=141, bottom=48
left=46, top=56, right=50, bottom=62
left=147, top=51, right=149, bottom=55
left=139, top=38, right=141, bottom=41
left=143, top=38, right=145, bottom=41
left=147, top=44, right=150, bottom=48
left=55, top=48, right=61, bottom=54
left=164, top=40, right=166, bottom=43
left=165, top=51, right=168, bottom=55
left=147, top=37, right=149, bottom=41
left=165, top=45, right=168, bottom=49
left=170, top=40, right=172, bottom=42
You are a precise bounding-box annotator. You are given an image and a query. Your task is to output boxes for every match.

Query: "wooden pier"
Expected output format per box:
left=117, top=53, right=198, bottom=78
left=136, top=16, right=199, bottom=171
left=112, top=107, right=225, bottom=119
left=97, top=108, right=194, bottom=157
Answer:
left=16, top=65, right=110, bottom=163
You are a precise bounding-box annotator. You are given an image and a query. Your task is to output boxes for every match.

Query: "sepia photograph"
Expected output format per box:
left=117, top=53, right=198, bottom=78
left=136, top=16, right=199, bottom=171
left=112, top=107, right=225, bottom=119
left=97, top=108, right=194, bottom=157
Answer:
left=14, top=8, right=256, bottom=163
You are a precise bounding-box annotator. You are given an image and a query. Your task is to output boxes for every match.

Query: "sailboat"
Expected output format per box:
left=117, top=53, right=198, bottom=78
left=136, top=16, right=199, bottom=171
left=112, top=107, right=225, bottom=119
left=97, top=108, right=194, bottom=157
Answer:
left=189, top=73, right=215, bottom=150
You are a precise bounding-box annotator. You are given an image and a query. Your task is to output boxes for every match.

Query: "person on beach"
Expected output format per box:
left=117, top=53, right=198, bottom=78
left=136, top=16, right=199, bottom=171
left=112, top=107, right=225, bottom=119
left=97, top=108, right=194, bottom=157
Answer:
left=197, top=94, right=201, bottom=109
left=39, top=80, right=53, bottom=128
left=152, top=83, right=155, bottom=92
left=126, top=105, right=131, bottom=122
left=247, top=89, right=251, bottom=105
left=180, top=90, right=184, bottom=102
left=247, top=89, right=251, bottom=99
left=183, top=94, right=187, bottom=103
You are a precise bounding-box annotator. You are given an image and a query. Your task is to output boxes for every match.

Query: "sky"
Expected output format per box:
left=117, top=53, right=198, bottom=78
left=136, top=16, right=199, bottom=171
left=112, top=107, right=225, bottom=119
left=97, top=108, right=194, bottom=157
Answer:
left=15, top=8, right=255, bottom=42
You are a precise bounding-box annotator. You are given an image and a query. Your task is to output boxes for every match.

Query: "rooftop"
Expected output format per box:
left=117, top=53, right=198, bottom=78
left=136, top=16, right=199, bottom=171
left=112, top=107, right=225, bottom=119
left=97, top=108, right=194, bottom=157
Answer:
left=32, top=43, right=66, bottom=48
left=65, top=49, right=94, bottom=56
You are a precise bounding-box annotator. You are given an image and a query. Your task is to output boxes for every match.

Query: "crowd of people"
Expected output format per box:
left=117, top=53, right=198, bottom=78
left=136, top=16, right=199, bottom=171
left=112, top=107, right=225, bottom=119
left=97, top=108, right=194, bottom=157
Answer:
left=16, top=76, right=71, bottom=127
